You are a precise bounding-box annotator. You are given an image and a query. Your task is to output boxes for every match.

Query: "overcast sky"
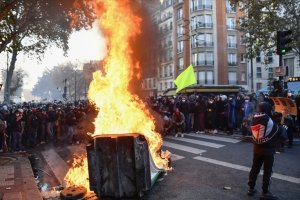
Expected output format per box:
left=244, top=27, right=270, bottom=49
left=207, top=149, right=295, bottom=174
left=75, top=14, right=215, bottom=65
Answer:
left=0, top=22, right=107, bottom=91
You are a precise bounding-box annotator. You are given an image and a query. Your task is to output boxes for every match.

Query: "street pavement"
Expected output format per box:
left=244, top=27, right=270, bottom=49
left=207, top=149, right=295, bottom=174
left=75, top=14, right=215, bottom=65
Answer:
left=0, top=153, right=43, bottom=200
left=4, top=132, right=299, bottom=200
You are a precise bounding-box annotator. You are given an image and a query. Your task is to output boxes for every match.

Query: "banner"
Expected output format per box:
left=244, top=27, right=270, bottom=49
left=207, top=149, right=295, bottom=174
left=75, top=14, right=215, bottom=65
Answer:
left=270, top=97, right=297, bottom=116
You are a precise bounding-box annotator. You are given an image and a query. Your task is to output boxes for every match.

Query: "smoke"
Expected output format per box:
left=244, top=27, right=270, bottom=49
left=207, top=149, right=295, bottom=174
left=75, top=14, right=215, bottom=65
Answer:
left=127, top=0, right=161, bottom=98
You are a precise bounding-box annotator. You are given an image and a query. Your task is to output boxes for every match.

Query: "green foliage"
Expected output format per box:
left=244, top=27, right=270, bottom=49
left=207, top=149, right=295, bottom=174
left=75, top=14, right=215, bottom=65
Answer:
left=230, top=0, right=300, bottom=59
left=0, top=0, right=95, bottom=56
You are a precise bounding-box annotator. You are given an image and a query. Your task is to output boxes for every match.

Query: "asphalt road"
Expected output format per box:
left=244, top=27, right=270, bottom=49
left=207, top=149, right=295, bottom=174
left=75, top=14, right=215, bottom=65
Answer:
left=145, top=133, right=300, bottom=200
left=29, top=132, right=300, bottom=200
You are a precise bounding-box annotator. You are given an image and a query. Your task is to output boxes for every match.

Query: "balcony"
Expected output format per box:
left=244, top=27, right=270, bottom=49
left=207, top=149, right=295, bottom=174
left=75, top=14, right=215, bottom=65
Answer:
left=174, top=0, right=183, bottom=6
left=191, top=41, right=214, bottom=48
left=227, top=43, right=237, bottom=48
left=191, top=4, right=213, bottom=12
left=192, top=22, right=213, bottom=30
left=193, top=60, right=214, bottom=66
left=228, top=62, right=237, bottom=66
left=226, top=25, right=236, bottom=30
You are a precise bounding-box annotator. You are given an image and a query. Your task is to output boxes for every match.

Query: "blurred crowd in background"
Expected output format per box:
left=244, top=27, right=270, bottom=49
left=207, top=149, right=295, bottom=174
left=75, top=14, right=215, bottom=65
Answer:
left=0, top=100, right=96, bottom=153
left=148, top=92, right=298, bottom=149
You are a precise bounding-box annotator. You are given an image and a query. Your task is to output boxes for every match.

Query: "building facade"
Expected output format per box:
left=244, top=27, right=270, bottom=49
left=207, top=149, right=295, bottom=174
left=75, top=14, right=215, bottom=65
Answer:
left=143, top=0, right=249, bottom=96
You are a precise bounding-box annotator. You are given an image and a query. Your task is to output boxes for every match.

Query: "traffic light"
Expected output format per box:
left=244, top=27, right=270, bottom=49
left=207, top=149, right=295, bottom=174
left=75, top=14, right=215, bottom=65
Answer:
left=276, top=30, right=292, bottom=55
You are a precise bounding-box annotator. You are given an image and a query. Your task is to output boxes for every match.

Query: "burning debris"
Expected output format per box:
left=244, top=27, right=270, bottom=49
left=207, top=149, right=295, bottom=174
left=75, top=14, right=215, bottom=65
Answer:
left=63, top=0, right=171, bottom=199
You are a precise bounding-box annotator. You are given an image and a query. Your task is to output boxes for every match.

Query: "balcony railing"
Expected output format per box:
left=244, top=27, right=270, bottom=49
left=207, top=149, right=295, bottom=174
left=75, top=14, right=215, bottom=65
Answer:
left=191, top=41, right=214, bottom=48
left=191, top=4, right=213, bottom=12
left=226, top=25, right=236, bottom=30
left=174, top=0, right=183, bottom=6
left=227, top=43, right=237, bottom=48
left=193, top=60, right=214, bottom=66
left=228, top=62, right=237, bottom=66
left=192, top=22, right=213, bottom=30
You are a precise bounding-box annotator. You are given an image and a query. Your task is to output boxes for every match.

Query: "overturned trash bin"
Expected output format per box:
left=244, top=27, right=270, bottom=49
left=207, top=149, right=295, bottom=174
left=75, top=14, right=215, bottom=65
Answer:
left=87, top=134, right=161, bottom=199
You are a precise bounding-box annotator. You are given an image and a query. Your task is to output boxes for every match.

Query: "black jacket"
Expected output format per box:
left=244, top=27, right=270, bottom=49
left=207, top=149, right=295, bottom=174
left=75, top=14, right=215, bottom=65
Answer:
left=251, top=113, right=287, bottom=155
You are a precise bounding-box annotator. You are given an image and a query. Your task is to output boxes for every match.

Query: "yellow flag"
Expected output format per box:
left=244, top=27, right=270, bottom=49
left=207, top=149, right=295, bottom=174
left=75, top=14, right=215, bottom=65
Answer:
left=173, top=64, right=197, bottom=93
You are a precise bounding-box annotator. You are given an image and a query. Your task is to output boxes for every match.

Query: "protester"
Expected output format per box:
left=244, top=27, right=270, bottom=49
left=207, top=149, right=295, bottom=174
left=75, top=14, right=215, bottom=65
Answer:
left=247, top=102, right=287, bottom=200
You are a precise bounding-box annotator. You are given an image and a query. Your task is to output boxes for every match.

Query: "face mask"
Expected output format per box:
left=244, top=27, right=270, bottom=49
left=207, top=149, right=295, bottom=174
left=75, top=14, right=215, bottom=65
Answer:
left=288, top=93, right=292, bottom=96
left=245, top=100, right=249, bottom=103
left=182, top=100, right=186, bottom=102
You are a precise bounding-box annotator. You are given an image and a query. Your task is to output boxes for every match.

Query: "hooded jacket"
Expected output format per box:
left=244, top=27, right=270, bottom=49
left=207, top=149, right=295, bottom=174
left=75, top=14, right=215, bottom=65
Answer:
left=251, top=113, right=280, bottom=155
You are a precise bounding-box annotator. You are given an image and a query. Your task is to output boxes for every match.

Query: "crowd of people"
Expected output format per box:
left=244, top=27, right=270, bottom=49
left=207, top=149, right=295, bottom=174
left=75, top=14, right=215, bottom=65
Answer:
left=0, top=100, right=95, bottom=153
left=0, top=91, right=298, bottom=153
left=148, top=92, right=296, bottom=148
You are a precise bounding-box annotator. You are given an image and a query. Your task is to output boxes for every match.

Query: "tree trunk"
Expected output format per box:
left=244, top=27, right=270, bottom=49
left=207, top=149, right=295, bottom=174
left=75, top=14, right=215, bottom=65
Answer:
left=4, top=47, right=18, bottom=104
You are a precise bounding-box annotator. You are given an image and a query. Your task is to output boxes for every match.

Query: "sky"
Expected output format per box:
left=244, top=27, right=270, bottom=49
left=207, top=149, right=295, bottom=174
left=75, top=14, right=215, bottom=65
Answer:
left=0, top=23, right=107, bottom=91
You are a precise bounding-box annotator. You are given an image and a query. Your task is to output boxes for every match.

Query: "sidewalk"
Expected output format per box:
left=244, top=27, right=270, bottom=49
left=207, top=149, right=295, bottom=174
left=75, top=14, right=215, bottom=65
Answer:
left=0, top=153, right=42, bottom=200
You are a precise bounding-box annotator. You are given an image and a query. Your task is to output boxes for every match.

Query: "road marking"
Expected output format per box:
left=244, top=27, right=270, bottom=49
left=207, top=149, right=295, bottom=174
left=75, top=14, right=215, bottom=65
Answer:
left=163, top=141, right=206, bottom=154
left=193, top=156, right=300, bottom=184
left=42, top=149, right=69, bottom=185
left=170, top=153, right=185, bottom=161
left=188, top=133, right=240, bottom=143
left=166, top=136, right=225, bottom=148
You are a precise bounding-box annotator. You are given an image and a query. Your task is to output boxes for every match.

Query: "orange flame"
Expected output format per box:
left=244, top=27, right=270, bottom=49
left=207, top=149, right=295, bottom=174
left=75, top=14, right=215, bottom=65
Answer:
left=64, top=0, right=169, bottom=189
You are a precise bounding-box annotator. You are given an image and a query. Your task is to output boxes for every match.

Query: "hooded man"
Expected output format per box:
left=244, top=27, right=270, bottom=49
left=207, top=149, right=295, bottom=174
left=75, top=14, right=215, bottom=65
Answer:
left=247, top=102, right=287, bottom=200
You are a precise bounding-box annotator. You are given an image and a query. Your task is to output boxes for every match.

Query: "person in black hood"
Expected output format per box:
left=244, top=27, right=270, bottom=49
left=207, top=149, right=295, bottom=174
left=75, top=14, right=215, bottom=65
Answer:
left=247, top=102, right=287, bottom=200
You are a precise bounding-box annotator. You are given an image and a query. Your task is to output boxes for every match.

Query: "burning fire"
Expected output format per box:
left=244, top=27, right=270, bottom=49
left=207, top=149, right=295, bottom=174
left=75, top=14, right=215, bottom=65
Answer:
left=65, top=0, right=169, bottom=189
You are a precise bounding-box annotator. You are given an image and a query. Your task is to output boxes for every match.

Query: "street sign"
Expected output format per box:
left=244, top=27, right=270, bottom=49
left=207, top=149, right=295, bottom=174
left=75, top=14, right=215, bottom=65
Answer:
left=273, top=66, right=286, bottom=76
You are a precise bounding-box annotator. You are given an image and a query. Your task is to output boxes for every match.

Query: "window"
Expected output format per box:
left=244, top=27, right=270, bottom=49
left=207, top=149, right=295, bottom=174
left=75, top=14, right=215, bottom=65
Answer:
left=160, top=83, right=163, bottom=91
left=256, top=82, right=262, bottom=90
left=169, top=82, right=172, bottom=88
left=193, top=52, right=214, bottom=66
left=206, top=33, right=213, bottom=46
left=159, top=67, right=163, bottom=78
left=256, top=67, right=262, bottom=78
left=164, top=82, right=168, bottom=90
left=153, top=79, right=156, bottom=88
left=284, top=58, right=295, bottom=77
left=207, top=71, right=213, bottom=84
left=191, top=34, right=204, bottom=47
left=241, top=72, right=246, bottom=82
left=191, top=15, right=213, bottom=30
left=192, top=52, right=204, bottom=66
left=177, top=40, right=184, bottom=53
left=227, top=35, right=237, bottom=48
left=177, top=8, right=183, bottom=20
left=206, top=52, right=214, bottom=65
left=228, top=72, right=237, bottom=84
left=177, top=25, right=184, bottom=36
left=226, top=17, right=235, bottom=30
left=191, top=0, right=212, bottom=11
left=268, top=68, right=273, bottom=79
left=228, top=53, right=237, bottom=65
left=226, top=0, right=235, bottom=13
left=198, top=71, right=205, bottom=84
left=178, top=57, right=184, bottom=69
left=192, top=34, right=213, bottom=47
left=266, top=52, right=273, bottom=63
left=256, top=52, right=261, bottom=62
left=164, top=66, right=168, bottom=77
left=241, top=53, right=246, bottom=63
left=169, top=65, right=173, bottom=76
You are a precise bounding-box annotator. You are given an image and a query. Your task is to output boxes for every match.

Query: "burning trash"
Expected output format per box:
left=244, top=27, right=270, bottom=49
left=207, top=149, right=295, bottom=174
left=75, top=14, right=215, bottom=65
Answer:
left=64, top=0, right=170, bottom=199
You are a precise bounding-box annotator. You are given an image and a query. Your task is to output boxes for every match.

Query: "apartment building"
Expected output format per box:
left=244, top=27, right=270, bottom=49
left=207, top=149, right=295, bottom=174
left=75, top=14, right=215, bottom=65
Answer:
left=142, top=0, right=249, bottom=95
left=250, top=52, right=279, bottom=92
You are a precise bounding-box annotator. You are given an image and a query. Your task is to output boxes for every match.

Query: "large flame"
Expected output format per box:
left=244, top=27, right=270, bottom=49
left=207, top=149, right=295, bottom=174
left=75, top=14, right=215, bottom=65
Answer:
left=65, top=0, right=169, bottom=189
